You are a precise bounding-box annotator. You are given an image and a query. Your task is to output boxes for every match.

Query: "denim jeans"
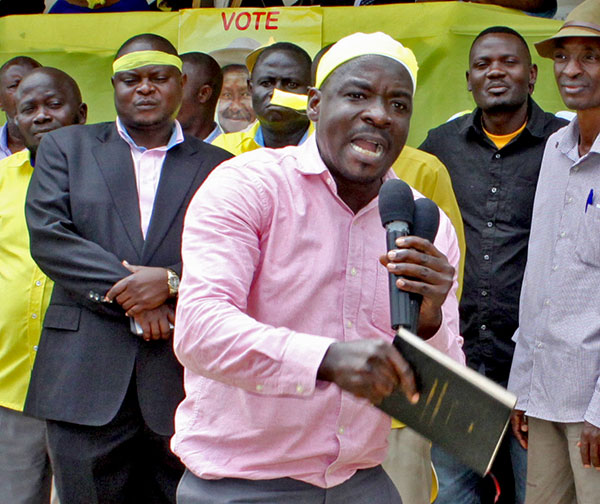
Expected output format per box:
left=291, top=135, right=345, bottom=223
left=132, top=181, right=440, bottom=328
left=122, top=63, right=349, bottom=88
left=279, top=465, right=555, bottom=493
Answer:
left=431, top=430, right=526, bottom=504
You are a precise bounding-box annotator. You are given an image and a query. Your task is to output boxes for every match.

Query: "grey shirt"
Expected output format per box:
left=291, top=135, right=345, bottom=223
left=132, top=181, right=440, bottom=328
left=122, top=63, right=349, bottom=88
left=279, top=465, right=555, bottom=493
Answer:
left=508, top=118, right=600, bottom=426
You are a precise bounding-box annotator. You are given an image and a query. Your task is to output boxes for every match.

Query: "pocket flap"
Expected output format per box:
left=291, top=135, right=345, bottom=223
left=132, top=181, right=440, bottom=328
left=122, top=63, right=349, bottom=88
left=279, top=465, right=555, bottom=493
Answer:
left=43, top=305, right=82, bottom=331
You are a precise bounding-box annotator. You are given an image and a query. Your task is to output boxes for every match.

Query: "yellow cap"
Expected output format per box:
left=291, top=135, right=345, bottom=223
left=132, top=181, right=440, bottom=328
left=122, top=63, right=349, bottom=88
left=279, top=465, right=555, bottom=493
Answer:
left=535, top=0, right=600, bottom=58
left=315, top=32, right=418, bottom=94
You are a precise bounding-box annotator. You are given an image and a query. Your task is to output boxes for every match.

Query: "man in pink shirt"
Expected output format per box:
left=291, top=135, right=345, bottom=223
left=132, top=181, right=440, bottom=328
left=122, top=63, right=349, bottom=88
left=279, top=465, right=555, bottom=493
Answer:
left=174, top=32, right=464, bottom=504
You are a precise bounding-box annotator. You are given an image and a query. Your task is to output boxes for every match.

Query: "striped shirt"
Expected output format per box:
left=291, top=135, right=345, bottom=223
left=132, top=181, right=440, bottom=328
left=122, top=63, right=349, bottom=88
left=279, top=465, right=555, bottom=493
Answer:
left=508, top=118, right=600, bottom=426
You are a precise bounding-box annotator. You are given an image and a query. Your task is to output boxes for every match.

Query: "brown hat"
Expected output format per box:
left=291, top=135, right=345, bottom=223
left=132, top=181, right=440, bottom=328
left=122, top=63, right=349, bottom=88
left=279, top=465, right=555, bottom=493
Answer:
left=535, top=0, right=600, bottom=58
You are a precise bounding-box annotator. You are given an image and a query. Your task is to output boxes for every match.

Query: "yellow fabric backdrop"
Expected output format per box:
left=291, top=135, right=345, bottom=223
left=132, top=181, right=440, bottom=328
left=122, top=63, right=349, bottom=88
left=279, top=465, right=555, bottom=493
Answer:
left=0, top=3, right=564, bottom=146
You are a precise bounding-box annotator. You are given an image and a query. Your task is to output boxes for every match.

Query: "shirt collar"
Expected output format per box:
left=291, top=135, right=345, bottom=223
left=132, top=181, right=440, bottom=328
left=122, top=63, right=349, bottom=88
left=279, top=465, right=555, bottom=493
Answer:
left=203, top=123, right=222, bottom=144
left=0, top=123, right=11, bottom=157
left=459, top=97, right=545, bottom=140
left=556, top=117, right=600, bottom=162
left=116, top=117, right=184, bottom=152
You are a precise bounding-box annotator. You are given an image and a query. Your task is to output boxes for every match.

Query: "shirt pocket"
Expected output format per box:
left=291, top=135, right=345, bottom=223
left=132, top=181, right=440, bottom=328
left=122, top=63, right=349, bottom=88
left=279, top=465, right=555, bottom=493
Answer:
left=43, top=305, right=82, bottom=331
left=575, top=204, right=600, bottom=267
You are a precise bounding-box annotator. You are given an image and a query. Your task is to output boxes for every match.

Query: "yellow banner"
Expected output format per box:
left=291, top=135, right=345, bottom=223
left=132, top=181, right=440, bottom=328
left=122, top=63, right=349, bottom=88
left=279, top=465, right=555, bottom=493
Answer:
left=178, top=7, right=322, bottom=58
left=0, top=3, right=565, bottom=146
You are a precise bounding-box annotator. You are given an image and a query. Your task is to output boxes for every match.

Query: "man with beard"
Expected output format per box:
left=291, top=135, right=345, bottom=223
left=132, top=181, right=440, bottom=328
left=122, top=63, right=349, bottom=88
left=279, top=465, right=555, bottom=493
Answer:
left=0, top=66, right=86, bottom=504
left=420, top=26, right=567, bottom=504
left=212, top=42, right=311, bottom=154
left=24, top=33, right=231, bottom=503
left=173, top=31, right=464, bottom=504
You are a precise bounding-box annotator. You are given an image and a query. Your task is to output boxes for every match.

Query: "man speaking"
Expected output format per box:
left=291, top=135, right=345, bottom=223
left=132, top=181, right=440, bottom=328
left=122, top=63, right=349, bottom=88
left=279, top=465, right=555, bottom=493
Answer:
left=173, top=32, right=464, bottom=504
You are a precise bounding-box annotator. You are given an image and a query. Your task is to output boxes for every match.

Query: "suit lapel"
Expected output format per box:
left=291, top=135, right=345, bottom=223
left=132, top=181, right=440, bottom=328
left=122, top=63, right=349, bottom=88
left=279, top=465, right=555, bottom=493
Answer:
left=92, top=125, right=144, bottom=258
left=141, top=140, right=198, bottom=263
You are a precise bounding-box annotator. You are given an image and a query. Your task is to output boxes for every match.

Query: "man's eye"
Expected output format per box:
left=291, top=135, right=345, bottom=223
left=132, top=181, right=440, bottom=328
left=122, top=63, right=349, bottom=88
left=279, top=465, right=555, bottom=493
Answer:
left=287, top=82, right=298, bottom=89
left=347, top=92, right=365, bottom=99
left=221, top=92, right=232, bottom=99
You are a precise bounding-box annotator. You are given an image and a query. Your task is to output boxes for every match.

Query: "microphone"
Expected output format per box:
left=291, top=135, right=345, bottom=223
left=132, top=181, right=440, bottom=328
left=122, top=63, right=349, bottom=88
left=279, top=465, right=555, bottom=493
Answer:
left=378, top=179, right=415, bottom=331
left=404, top=197, right=441, bottom=333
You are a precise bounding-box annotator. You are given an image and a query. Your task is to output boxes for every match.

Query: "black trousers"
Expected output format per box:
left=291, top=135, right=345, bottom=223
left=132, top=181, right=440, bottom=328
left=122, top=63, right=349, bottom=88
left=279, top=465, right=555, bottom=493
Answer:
left=46, top=373, right=183, bottom=504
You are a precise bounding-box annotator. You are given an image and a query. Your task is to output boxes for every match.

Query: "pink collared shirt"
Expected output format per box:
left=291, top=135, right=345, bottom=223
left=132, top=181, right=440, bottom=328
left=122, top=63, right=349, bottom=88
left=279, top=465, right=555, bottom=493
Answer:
left=173, top=135, right=464, bottom=488
left=116, top=118, right=184, bottom=238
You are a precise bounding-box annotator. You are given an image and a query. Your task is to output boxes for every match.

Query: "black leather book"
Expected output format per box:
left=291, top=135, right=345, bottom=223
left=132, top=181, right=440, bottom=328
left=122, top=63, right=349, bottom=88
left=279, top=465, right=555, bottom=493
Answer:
left=378, top=328, right=517, bottom=476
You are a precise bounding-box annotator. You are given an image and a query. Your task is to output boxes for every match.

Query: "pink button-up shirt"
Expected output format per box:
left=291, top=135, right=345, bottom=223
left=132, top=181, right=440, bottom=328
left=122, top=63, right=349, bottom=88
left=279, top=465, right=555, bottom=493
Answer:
left=116, top=118, right=184, bottom=238
left=173, top=135, right=464, bottom=488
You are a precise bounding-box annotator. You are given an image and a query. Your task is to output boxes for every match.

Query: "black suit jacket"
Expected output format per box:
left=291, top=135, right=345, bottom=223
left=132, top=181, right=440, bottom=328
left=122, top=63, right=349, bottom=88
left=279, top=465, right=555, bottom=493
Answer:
left=24, top=122, right=232, bottom=435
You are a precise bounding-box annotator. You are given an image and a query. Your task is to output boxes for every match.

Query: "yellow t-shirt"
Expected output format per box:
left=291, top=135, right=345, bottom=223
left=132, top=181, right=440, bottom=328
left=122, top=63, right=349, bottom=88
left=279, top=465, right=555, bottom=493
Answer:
left=483, top=121, right=527, bottom=150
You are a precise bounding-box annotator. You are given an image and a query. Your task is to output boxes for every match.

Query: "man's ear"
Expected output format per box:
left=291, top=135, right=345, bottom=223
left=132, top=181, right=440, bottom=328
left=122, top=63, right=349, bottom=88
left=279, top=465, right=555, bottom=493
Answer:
left=466, top=71, right=472, bottom=92
left=197, top=84, right=213, bottom=104
left=307, top=87, right=321, bottom=123
left=111, top=75, right=116, bottom=89
left=77, top=103, right=88, bottom=125
left=529, top=64, right=538, bottom=95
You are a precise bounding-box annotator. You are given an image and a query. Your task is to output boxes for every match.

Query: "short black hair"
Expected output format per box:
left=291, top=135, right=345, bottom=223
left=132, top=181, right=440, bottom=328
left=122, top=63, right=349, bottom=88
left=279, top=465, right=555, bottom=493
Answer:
left=0, top=56, right=41, bottom=78
left=181, top=52, right=223, bottom=99
left=18, top=67, right=83, bottom=104
left=115, top=33, right=178, bottom=60
left=253, top=42, right=311, bottom=77
left=470, top=26, right=532, bottom=62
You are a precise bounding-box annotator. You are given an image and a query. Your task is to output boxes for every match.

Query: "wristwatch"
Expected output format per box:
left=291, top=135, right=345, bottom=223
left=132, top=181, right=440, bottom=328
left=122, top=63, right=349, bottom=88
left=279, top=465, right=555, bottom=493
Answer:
left=166, top=269, right=180, bottom=297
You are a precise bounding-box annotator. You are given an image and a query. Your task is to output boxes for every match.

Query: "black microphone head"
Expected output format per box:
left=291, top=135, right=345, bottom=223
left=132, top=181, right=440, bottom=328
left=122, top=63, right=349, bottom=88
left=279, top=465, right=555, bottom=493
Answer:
left=413, top=197, right=440, bottom=243
left=378, top=179, right=415, bottom=228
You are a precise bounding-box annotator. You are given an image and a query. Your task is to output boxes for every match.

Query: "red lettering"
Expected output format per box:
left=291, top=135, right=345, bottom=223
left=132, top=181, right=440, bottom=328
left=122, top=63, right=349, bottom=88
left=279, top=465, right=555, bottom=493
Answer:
left=265, top=11, right=279, bottom=30
left=235, top=11, right=251, bottom=30
left=253, top=11, right=266, bottom=30
left=221, top=11, right=235, bottom=31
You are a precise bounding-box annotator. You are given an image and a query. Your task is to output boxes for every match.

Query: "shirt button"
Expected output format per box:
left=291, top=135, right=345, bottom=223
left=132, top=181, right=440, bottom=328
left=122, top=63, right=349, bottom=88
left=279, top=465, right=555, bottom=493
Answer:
left=487, top=221, right=493, bottom=228
left=346, top=320, right=353, bottom=329
left=31, top=313, right=38, bottom=319
left=552, top=265, right=558, bottom=271
left=296, top=384, right=304, bottom=394
left=35, top=280, right=42, bottom=286
left=567, top=197, right=573, bottom=203
left=483, top=254, right=490, bottom=260
left=480, top=324, right=487, bottom=331
left=33, top=345, right=38, bottom=351
left=256, top=384, right=263, bottom=392
left=481, top=290, right=488, bottom=297
left=491, top=187, right=498, bottom=194
left=537, top=342, right=543, bottom=349
left=350, top=267, right=357, bottom=277
left=494, top=153, right=501, bottom=159
left=338, top=426, right=345, bottom=435
left=544, top=299, right=551, bottom=306
left=560, top=231, right=566, bottom=238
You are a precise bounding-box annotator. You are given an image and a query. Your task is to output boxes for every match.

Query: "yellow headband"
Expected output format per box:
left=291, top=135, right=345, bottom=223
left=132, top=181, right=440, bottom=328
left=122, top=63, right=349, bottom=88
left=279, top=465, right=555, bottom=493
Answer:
left=270, top=88, right=308, bottom=112
left=112, top=50, right=183, bottom=75
left=315, top=32, right=418, bottom=94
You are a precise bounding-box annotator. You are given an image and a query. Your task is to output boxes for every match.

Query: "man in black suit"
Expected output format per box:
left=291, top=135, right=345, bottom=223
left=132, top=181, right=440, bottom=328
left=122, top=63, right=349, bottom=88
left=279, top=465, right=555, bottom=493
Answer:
left=24, top=33, right=231, bottom=504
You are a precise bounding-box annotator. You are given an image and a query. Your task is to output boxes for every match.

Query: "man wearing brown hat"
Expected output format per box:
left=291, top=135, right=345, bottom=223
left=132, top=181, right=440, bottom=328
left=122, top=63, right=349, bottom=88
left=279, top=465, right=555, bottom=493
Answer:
left=507, top=1, right=600, bottom=503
